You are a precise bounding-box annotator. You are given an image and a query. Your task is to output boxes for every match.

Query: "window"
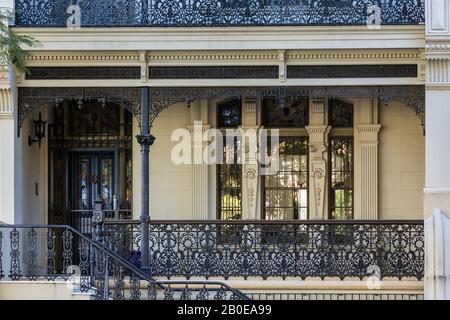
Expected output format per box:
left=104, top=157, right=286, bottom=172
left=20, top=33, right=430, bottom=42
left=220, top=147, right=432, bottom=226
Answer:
left=217, top=99, right=242, bottom=128
left=263, top=137, right=309, bottom=220
left=328, top=98, right=354, bottom=220
left=329, top=98, right=353, bottom=128
left=217, top=98, right=242, bottom=220
left=329, top=137, right=354, bottom=220
left=217, top=137, right=242, bottom=220
left=262, top=97, right=309, bottom=127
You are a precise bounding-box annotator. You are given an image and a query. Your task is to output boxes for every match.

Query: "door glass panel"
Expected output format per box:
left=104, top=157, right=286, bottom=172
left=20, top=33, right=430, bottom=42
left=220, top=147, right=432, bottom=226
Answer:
left=100, top=158, right=113, bottom=209
left=80, top=159, right=90, bottom=209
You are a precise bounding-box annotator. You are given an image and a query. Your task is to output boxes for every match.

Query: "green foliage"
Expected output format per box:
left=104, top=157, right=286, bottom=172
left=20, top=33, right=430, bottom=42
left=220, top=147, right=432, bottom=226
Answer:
left=0, top=8, right=40, bottom=73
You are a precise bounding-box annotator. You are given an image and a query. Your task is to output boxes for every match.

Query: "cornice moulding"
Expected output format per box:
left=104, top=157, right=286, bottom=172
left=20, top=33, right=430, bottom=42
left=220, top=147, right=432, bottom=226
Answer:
left=22, top=49, right=424, bottom=67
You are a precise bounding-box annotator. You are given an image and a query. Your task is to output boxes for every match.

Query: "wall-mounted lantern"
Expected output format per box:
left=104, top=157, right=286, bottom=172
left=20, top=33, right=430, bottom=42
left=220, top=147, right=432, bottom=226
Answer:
left=28, top=112, right=47, bottom=148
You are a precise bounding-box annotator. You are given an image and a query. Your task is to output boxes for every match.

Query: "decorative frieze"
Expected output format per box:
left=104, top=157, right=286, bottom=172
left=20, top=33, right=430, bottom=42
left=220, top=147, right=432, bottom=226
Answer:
left=25, top=67, right=141, bottom=80
left=22, top=50, right=423, bottom=68
left=287, top=65, right=418, bottom=79
left=149, top=66, right=279, bottom=79
left=148, top=51, right=278, bottom=62
left=286, top=50, right=422, bottom=61
left=23, top=52, right=140, bottom=63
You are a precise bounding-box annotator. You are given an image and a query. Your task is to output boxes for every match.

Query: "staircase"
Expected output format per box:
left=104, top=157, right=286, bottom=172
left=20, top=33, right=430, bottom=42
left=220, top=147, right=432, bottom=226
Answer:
left=0, top=224, right=249, bottom=300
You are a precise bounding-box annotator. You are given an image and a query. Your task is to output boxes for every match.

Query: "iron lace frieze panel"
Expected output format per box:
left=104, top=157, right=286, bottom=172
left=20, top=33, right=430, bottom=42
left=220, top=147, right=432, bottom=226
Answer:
left=149, top=66, right=278, bottom=79
left=15, top=0, right=425, bottom=27
left=103, top=221, right=425, bottom=280
left=26, top=67, right=141, bottom=80
left=287, top=65, right=418, bottom=79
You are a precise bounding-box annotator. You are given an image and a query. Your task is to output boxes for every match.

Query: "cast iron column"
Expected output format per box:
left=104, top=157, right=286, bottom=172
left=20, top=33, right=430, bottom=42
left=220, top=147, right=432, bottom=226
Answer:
left=136, top=87, right=155, bottom=274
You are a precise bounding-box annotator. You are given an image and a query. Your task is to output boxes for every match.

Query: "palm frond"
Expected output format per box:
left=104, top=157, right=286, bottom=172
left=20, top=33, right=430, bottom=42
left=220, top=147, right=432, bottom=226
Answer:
left=0, top=7, right=41, bottom=73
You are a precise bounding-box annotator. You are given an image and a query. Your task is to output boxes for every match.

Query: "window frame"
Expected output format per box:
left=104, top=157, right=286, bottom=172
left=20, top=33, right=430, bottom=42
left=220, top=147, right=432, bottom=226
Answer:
left=261, top=133, right=310, bottom=221
left=328, top=135, right=355, bottom=220
left=216, top=99, right=243, bottom=221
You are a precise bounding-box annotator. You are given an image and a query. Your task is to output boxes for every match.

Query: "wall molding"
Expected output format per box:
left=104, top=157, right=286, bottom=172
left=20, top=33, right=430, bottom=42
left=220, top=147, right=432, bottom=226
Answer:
left=23, top=49, right=423, bottom=67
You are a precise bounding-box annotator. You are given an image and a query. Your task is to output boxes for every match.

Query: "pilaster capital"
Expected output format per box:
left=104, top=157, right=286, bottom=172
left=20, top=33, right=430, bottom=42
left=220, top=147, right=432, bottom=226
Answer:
left=306, top=125, right=331, bottom=143
left=357, top=124, right=382, bottom=142
left=238, top=125, right=261, bottom=131
left=187, top=124, right=211, bottom=133
left=0, top=87, right=13, bottom=118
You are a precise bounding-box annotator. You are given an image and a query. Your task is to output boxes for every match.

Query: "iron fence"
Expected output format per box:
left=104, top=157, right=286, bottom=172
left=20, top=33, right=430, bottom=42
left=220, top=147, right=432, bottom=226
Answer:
left=0, top=224, right=249, bottom=300
left=15, top=0, right=425, bottom=27
left=103, top=220, right=425, bottom=280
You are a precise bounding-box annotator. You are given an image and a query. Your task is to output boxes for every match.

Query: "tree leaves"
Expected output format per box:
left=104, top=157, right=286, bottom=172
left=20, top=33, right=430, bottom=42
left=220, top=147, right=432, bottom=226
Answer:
left=0, top=8, right=40, bottom=74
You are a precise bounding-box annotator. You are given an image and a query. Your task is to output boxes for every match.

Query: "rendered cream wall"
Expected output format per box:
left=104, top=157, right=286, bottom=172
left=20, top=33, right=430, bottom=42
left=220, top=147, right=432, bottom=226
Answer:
left=379, top=101, right=425, bottom=219
left=15, top=107, right=48, bottom=224
left=133, top=102, right=192, bottom=220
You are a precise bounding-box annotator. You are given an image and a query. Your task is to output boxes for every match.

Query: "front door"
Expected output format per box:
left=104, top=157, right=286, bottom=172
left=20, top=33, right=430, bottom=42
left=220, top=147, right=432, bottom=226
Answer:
left=68, top=151, right=115, bottom=233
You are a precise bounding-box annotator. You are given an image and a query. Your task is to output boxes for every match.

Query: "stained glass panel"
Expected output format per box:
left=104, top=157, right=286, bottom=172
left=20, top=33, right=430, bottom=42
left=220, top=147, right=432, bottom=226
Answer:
left=329, top=99, right=354, bottom=128
left=263, top=97, right=309, bottom=127
left=217, top=99, right=242, bottom=128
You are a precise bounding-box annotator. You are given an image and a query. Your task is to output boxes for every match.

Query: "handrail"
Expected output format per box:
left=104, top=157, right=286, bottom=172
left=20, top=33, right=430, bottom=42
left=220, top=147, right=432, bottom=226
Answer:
left=102, top=220, right=425, bottom=281
left=104, top=219, right=424, bottom=225
left=0, top=224, right=250, bottom=300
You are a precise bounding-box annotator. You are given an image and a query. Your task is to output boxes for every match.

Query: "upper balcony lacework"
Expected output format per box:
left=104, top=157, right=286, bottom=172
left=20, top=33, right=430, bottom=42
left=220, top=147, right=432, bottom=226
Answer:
left=15, top=0, right=425, bottom=27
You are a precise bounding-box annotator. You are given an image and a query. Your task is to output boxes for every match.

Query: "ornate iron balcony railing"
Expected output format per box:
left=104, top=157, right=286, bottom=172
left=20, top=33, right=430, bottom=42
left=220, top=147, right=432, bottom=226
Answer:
left=103, top=220, right=425, bottom=281
left=15, top=0, right=425, bottom=27
left=0, top=224, right=249, bottom=300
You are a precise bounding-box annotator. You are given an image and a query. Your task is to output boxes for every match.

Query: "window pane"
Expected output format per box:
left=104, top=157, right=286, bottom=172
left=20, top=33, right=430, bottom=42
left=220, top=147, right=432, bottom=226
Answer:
left=329, top=99, right=354, bottom=128
left=263, top=137, right=309, bottom=220
left=217, top=137, right=242, bottom=220
left=262, top=97, right=309, bottom=127
left=329, top=137, right=354, bottom=220
left=217, top=99, right=242, bottom=127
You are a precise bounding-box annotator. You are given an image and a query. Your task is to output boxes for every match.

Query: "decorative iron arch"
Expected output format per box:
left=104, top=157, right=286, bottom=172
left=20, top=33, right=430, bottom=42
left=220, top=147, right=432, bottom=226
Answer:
left=17, top=87, right=141, bottom=137
left=148, top=86, right=425, bottom=130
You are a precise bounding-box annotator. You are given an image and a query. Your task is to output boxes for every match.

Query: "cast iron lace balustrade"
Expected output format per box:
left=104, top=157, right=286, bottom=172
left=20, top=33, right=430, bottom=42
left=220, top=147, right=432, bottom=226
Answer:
left=0, top=224, right=249, bottom=300
left=103, top=220, right=425, bottom=280
left=15, top=0, right=425, bottom=27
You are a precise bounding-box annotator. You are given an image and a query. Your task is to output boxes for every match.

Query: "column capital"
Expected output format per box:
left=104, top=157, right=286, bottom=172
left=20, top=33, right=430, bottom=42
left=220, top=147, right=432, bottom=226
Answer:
left=357, top=124, right=382, bottom=142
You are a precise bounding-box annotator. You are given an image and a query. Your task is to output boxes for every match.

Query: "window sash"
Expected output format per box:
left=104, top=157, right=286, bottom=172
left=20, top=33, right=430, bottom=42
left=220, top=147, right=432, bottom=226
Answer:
left=262, top=137, right=309, bottom=221
left=329, top=137, right=354, bottom=220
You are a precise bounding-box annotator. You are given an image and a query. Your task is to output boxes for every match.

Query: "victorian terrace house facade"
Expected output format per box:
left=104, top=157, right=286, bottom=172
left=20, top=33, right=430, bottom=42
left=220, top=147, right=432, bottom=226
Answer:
left=0, top=0, right=448, bottom=300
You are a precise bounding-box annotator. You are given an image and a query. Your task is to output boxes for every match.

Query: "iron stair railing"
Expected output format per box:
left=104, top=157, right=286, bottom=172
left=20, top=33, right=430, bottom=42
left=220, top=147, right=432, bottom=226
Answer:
left=0, top=224, right=250, bottom=300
